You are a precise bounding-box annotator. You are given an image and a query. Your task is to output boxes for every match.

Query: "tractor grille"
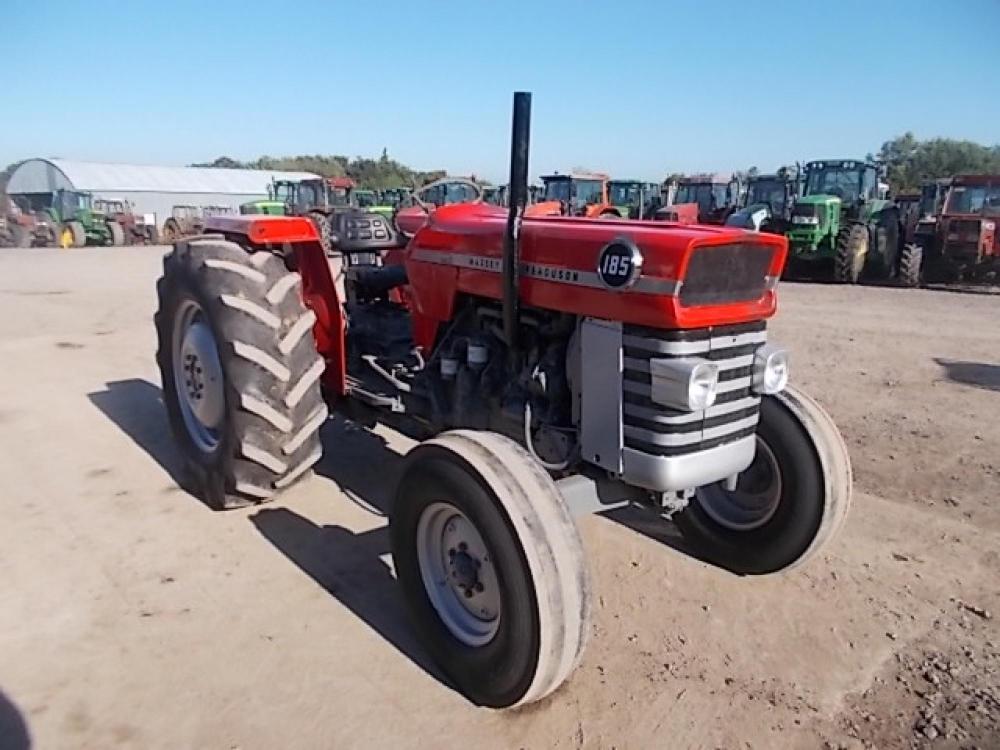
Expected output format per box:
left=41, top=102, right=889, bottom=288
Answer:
left=621, top=321, right=765, bottom=457
left=679, top=243, right=774, bottom=306
left=792, top=203, right=826, bottom=224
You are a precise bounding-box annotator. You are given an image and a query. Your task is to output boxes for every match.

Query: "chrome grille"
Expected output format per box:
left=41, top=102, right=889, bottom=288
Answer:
left=621, top=321, right=765, bottom=457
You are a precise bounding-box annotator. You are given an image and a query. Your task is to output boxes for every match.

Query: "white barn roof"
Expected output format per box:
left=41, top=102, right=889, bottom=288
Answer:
left=7, top=158, right=320, bottom=196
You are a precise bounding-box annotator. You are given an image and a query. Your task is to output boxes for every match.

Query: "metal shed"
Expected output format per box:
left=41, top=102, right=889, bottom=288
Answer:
left=6, top=158, right=320, bottom=231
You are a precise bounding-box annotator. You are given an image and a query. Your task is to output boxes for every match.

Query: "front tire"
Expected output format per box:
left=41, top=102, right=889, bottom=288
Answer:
left=674, top=384, right=852, bottom=574
left=390, top=430, right=591, bottom=708
left=833, top=223, right=867, bottom=284
left=155, top=239, right=327, bottom=509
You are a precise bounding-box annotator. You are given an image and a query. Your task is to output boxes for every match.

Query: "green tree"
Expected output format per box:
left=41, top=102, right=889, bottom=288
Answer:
left=877, top=133, right=1000, bottom=192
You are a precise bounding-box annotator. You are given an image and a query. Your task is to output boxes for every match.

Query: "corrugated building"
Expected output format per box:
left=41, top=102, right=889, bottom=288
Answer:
left=6, top=159, right=319, bottom=230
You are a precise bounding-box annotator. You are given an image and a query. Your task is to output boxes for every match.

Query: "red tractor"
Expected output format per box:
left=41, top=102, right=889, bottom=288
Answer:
left=658, top=173, right=741, bottom=225
left=154, top=94, right=851, bottom=709
left=900, top=174, right=1000, bottom=283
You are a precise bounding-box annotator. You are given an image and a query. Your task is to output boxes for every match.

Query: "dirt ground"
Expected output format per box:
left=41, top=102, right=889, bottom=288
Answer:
left=0, top=246, right=998, bottom=750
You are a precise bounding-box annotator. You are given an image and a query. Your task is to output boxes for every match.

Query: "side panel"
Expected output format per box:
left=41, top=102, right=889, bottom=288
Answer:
left=292, top=240, right=347, bottom=396
left=580, top=318, right=624, bottom=474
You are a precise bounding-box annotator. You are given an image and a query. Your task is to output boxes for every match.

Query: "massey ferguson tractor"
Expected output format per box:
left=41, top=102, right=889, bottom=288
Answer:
left=155, top=93, right=852, bottom=710
left=903, top=173, right=1000, bottom=282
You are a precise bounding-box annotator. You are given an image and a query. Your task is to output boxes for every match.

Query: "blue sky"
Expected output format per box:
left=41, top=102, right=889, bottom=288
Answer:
left=4, top=0, right=998, bottom=182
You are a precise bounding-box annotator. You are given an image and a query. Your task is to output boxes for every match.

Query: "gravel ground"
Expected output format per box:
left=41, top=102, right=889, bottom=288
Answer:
left=0, top=246, right=997, bottom=750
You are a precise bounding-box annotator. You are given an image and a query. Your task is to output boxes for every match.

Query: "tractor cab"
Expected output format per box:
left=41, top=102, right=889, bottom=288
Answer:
left=607, top=179, right=663, bottom=219
left=93, top=198, right=125, bottom=216
left=52, top=189, right=94, bottom=222
left=726, top=168, right=801, bottom=234
left=272, top=178, right=331, bottom=214
left=933, top=174, right=1000, bottom=277
left=666, top=174, right=739, bottom=225
left=379, top=187, right=411, bottom=209
left=538, top=172, right=616, bottom=217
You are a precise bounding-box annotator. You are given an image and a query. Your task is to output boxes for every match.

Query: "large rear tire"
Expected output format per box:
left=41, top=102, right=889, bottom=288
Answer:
left=155, top=238, right=327, bottom=509
left=307, top=211, right=333, bottom=254
left=108, top=221, right=125, bottom=247
left=833, top=223, right=867, bottom=284
left=390, top=430, right=591, bottom=708
left=65, top=221, right=86, bottom=248
left=898, top=242, right=922, bottom=288
left=10, top=224, right=30, bottom=248
left=162, top=218, right=180, bottom=243
left=674, top=384, right=852, bottom=575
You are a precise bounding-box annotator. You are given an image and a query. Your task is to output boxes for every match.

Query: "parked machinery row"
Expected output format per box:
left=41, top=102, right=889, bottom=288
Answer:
left=0, top=189, right=158, bottom=248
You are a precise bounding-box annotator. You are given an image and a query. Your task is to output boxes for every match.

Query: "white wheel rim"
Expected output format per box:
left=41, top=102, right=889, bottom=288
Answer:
left=696, top=437, right=782, bottom=531
left=172, top=298, right=225, bottom=454
left=416, top=502, right=501, bottom=647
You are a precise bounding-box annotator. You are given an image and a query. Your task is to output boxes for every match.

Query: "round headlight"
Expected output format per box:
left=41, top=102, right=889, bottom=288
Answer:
left=752, top=344, right=789, bottom=395
left=689, top=362, right=719, bottom=410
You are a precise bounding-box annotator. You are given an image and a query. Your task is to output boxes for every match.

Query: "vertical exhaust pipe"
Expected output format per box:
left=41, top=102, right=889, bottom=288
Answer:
left=503, top=92, right=531, bottom=354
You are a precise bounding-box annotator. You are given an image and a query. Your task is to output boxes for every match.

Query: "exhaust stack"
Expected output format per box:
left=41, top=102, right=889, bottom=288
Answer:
left=503, top=92, right=531, bottom=355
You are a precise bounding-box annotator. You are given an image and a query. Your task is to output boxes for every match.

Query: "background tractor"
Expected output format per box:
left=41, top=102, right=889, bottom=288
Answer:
left=725, top=167, right=801, bottom=234
left=47, top=189, right=124, bottom=248
left=162, top=205, right=234, bottom=242
left=897, top=178, right=952, bottom=286
left=0, top=197, right=55, bottom=247
left=272, top=178, right=341, bottom=252
left=240, top=198, right=286, bottom=216
left=661, top=174, right=740, bottom=225
left=352, top=188, right=396, bottom=219
left=904, top=173, right=1000, bottom=283
left=93, top=197, right=158, bottom=244
left=607, top=179, right=664, bottom=219
left=535, top=172, right=620, bottom=218
left=785, top=160, right=902, bottom=283
left=154, top=92, right=851, bottom=711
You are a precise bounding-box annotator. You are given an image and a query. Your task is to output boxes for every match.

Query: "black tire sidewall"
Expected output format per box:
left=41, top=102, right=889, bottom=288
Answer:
left=675, top=395, right=825, bottom=575
left=157, top=252, right=238, bottom=506
left=390, top=445, right=542, bottom=708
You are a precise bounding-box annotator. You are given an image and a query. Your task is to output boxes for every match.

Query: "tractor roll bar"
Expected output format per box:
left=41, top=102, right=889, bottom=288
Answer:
left=503, top=91, right=531, bottom=356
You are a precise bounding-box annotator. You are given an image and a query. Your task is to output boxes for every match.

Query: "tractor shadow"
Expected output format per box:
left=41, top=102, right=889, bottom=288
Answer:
left=249, top=507, right=446, bottom=689
left=934, top=358, right=1000, bottom=393
left=0, top=689, right=31, bottom=750
left=87, top=378, right=188, bottom=485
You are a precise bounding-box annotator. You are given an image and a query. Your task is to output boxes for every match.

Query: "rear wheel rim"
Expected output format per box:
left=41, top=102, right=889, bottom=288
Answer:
left=696, top=437, right=782, bottom=531
left=172, top=298, right=225, bottom=454
left=416, top=501, right=501, bottom=647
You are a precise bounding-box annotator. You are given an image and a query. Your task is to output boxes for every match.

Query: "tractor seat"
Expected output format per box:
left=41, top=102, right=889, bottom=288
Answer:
left=345, top=264, right=408, bottom=297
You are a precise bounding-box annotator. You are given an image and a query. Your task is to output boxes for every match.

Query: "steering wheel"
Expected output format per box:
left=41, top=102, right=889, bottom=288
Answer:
left=411, top=177, right=484, bottom=214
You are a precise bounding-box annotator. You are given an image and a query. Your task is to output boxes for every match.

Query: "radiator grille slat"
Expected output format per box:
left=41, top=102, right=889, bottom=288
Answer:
left=622, top=321, right=764, bottom=458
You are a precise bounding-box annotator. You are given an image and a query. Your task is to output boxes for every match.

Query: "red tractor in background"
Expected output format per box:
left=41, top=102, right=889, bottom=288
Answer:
left=658, top=173, right=741, bottom=225
left=898, top=178, right=952, bottom=286
left=902, top=173, right=1000, bottom=283
left=154, top=93, right=851, bottom=710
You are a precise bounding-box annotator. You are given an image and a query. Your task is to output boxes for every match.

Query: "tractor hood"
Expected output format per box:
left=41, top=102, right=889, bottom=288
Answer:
left=405, top=202, right=786, bottom=331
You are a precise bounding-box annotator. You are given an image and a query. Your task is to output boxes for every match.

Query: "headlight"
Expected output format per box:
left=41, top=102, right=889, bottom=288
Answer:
left=752, top=344, right=789, bottom=394
left=650, top=357, right=719, bottom=411
left=792, top=215, right=819, bottom=225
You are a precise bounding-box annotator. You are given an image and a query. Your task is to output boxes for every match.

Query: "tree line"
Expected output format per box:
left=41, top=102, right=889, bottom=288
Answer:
left=4, top=132, right=1000, bottom=200
left=189, top=149, right=447, bottom=191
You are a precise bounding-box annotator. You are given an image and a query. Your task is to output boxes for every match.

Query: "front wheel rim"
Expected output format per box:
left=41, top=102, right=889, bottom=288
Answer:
left=696, top=437, right=782, bottom=531
left=416, top=502, right=501, bottom=647
left=171, top=298, right=225, bottom=454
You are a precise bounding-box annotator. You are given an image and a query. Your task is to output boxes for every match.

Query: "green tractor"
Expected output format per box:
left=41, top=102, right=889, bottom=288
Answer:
left=239, top=198, right=286, bottom=215
left=786, top=160, right=902, bottom=283
left=49, top=189, right=125, bottom=248
left=351, top=188, right=395, bottom=219
left=607, top=179, right=663, bottom=219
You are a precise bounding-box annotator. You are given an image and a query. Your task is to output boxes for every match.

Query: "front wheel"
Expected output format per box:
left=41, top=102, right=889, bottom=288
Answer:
left=390, top=430, right=591, bottom=708
left=674, top=384, right=852, bottom=574
left=833, top=223, right=867, bottom=284
left=64, top=221, right=86, bottom=248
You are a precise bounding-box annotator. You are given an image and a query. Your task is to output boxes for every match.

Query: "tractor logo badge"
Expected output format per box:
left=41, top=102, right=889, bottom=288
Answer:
left=597, top=238, right=643, bottom=290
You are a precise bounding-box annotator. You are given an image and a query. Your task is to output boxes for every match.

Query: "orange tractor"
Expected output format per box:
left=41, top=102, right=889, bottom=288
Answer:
left=531, top=171, right=621, bottom=218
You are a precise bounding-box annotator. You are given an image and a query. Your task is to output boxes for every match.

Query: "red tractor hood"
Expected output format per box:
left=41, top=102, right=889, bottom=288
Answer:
left=404, top=203, right=786, bottom=333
